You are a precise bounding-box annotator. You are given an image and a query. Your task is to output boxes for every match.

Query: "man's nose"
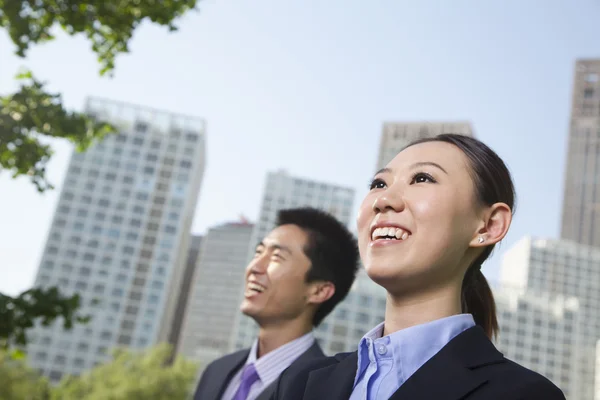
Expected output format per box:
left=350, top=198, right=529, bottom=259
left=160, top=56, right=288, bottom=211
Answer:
left=248, top=253, right=269, bottom=274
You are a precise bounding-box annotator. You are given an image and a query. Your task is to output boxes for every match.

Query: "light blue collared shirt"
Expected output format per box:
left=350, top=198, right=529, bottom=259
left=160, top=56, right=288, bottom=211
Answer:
left=349, top=314, right=475, bottom=400
left=221, top=331, right=315, bottom=400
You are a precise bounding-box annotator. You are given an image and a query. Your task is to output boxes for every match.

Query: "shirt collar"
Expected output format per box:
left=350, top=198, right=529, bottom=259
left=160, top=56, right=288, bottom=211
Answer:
left=353, top=314, right=476, bottom=387
left=245, top=331, right=316, bottom=387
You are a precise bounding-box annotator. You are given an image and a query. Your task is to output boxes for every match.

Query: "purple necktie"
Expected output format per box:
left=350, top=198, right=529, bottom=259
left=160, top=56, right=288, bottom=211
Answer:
left=232, top=363, right=260, bottom=400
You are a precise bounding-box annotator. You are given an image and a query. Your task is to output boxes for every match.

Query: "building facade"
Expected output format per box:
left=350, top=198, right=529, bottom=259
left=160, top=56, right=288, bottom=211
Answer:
left=26, top=98, right=206, bottom=381
left=229, top=170, right=355, bottom=351
left=375, top=121, right=473, bottom=170
left=167, top=234, right=203, bottom=358
left=500, top=236, right=600, bottom=399
left=560, top=59, right=600, bottom=247
left=177, top=221, right=254, bottom=370
left=494, top=285, right=583, bottom=399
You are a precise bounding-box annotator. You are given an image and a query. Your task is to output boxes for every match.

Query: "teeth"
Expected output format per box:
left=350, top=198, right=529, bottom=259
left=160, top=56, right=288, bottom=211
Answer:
left=371, top=227, right=410, bottom=241
left=248, top=282, right=265, bottom=292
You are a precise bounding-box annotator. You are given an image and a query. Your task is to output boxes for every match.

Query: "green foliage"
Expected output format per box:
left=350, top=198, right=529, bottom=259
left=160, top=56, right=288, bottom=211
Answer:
left=0, top=348, right=51, bottom=400
left=0, top=0, right=198, bottom=76
left=0, top=286, right=90, bottom=350
left=0, top=0, right=198, bottom=192
left=0, top=70, right=115, bottom=192
left=51, top=344, right=198, bottom=399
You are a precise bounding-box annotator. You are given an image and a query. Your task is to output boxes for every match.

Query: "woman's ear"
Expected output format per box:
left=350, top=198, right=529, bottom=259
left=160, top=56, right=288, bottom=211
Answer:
left=470, top=202, right=512, bottom=247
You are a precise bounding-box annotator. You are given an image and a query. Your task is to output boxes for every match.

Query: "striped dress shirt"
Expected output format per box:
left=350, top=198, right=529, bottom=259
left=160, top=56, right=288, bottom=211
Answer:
left=221, top=331, right=316, bottom=400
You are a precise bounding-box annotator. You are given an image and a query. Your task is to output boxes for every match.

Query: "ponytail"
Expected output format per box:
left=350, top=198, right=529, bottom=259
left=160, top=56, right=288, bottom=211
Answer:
left=461, top=250, right=498, bottom=339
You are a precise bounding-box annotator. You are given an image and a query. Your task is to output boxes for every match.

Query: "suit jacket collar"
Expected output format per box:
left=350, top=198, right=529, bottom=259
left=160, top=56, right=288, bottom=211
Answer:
left=207, top=349, right=249, bottom=400
left=302, top=326, right=505, bottom=400
left=256, top=342, right=324, bottom=400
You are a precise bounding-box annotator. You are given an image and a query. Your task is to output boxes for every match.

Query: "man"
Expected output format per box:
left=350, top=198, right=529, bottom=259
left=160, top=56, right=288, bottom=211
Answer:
left=193, top=207, right=360, bottom=400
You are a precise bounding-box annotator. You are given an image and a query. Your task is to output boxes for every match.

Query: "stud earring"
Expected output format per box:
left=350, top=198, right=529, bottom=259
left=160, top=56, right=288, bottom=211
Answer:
left=478, top=236, right=485, bottom=244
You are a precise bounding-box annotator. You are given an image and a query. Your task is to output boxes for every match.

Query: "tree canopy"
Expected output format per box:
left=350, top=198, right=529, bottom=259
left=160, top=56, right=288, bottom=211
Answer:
left=0, top=0, right=198, bottom=192
left=0, top=287, right=90, bottom=353
left=51, top=344, right=198, bottom=399
left=0, top=348, right=51, bottom=400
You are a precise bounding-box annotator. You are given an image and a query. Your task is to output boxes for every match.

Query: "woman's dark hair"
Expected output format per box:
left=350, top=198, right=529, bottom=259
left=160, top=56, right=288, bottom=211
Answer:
left=404, top=134, right=516, bottom=339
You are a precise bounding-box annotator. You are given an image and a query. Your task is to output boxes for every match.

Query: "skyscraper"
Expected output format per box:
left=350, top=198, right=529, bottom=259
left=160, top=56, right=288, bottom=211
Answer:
left=26, top=97, right=206, bottom=382
left=493, top=285, right=583, bottom=399
left=560, top=59, right=600, bottom=247
left=500, top=236, right=600, bottom=400
left=167, top=234, right=203, bottom=361
left=229, top=170, right=355, bottom=351
left=375, top=121, right=473, bottom=170
left=177, top=220, right=254, bottom=370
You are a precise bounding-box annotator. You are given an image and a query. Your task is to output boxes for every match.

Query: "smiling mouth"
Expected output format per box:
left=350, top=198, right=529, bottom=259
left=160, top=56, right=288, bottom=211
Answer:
left=248, top=282, right=266, bottom=293
left=244, top=282, right=267, bottom=298
left=371, top=227, right=410, bottom=241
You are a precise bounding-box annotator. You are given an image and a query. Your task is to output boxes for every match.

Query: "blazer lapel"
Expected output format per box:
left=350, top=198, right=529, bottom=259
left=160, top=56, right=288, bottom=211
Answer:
left=389, top=326, right=505, bottom=400
left=203, top=349, right=249, bottom=400
left=302, top=352, right=358, bottom=400
left=255, top=343, right=324, bottom=400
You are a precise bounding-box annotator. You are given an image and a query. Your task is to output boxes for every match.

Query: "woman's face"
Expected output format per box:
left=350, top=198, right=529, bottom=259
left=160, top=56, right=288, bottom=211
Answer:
left=357, top=141, right=486, bottom=294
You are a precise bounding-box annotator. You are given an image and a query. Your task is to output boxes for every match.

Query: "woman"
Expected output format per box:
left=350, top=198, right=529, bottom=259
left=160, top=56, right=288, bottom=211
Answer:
left=272, top=134, right=565, bottom=400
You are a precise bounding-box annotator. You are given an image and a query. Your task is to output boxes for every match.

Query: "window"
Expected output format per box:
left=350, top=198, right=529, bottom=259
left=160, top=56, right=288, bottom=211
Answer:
left=49, top=371, right=63, bottom=381
left=186, top=132, right=199, bottom=142
left=584, top=88, right=594, bottom=98
left=180, top=160, right=192, bottom=169
left=585, top=73, right=599, bottom=82
left=117, top=335, right=131, bottom=345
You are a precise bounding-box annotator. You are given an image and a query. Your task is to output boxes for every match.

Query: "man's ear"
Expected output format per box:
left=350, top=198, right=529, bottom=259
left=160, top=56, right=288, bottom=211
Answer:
left=307, top=281, right=335, bottom=305
left=469, top=202, right=512, bottom=247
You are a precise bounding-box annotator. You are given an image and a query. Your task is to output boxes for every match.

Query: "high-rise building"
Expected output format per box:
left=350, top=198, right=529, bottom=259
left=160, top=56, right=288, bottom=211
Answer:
left=26, top=97, right=206, bottom=382
left=493, top=285, right=583, bottom=399
left=167, top=234, right=203, bottom=361
left=560, top=59, right=600, bottom=247
left=500, top=236, right=600, bottom=400
left=230, top=170, right=355, bottom=351
left=376, top=122, right=473, bottom=170
left=177, top=220, right=254, bottom=370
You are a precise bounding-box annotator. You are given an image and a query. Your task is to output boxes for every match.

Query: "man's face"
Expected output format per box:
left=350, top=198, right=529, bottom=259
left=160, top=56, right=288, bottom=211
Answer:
left=240, top=224, right=315, bottom=326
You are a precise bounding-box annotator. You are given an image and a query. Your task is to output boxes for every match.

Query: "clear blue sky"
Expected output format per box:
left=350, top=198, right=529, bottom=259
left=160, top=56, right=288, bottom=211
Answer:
left=1, top=0, right=599, bottom=296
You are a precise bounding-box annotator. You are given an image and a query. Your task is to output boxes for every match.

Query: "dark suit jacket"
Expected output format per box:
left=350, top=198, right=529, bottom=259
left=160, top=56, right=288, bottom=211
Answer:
left=193, top=342, right=324, bottom=400
left=272, top=326, right=566, bottom=400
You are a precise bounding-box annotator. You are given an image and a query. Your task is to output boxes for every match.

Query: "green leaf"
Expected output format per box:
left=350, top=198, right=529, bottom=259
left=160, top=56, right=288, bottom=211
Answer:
left=0, top=71, right=117, bottom=192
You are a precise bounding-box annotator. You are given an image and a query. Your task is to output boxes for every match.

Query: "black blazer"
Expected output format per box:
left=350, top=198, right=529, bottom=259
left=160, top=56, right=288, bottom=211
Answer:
left=193, top=342, right=324, bottom=400
left=272, top=326, right=566, bottom=400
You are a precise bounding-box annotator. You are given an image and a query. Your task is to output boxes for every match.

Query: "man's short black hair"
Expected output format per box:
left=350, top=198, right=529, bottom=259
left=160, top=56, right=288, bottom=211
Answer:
left=276, top=207, right=360, bottom=326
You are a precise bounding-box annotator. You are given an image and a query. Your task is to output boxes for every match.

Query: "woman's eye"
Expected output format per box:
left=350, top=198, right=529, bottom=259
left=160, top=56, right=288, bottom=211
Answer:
left=369, top=178, right=386, bottom=190
left=411, top=172, right=436, bottom=184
